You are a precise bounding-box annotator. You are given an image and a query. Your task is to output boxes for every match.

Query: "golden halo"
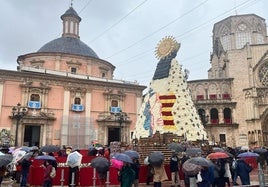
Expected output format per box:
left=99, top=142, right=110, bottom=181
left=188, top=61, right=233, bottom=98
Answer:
left=155, top=36, right=180, bottom=59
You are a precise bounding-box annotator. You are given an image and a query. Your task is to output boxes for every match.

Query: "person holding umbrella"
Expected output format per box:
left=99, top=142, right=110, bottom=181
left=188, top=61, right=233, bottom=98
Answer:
left=130, top=157, right=140, bottom=187
left=169, top=151, right=180, bottom=187
left=148, top=151, right=168, bottom=187
left=90, top=157, right=110, bottom=187
left=152, top=163, right=168, bottom=187
left=42, top=160, right=54, bottom=187
left=118, top=161, right=135, bottom=187
left=20, top=155, right=33, bottom=187
left=236, top=158, right=253, bottom=185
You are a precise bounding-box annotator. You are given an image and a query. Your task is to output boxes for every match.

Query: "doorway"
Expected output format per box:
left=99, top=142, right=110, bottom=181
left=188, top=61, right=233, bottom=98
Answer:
left=108, top=127, right=120, bottom=145
left=24, top=125, right=40, bottom=147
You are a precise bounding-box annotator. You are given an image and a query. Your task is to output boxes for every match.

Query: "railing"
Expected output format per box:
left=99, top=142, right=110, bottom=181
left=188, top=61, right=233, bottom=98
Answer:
left=28, top=156, right=172, bottom=186
left=20, top=66, right=139, bottom=85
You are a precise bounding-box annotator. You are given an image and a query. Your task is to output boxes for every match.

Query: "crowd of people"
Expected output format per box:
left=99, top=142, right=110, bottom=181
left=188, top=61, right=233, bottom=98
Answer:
left=0, top=143, right=265, bottom=187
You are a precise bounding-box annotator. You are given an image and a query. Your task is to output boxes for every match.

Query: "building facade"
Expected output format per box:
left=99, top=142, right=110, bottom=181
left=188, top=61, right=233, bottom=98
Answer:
left=0, top=7, right=145, bottom=148
left=188, top=14, right=268, bottom=148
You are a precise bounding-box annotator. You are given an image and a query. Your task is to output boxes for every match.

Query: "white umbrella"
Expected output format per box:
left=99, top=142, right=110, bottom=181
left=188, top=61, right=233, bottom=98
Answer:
left=12, top=150, right=26, bottom=163
left=66, top=151, right=82, bottom=168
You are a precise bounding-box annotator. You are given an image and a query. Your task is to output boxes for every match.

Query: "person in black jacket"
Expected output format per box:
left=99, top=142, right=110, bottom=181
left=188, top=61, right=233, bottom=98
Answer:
left=236, top=158, right=252, bottom=185
left=169, top=152, right=180, bottom=187
left=131, top=158, right=140, bottom=187
left=20, top=158, right=32, bottom=187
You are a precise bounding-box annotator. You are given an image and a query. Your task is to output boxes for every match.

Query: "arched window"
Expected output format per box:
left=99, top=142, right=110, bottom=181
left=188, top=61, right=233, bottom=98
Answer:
left=28, top=93, right=41, bottom=109
left=110, top=100, right=120, bottom=113
left=223, top=108, right=232, bottom=124
left=111, top=100, right=118, bottom=107
left=210, top=108, right=219, bottom=124
left=30, top=94, right=40, bottom=101
left=74, top=97, right=81, bottom=105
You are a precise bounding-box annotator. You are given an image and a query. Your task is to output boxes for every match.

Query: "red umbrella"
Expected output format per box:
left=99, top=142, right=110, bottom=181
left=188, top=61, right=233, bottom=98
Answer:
left=207, top=152, right=229, bottom=160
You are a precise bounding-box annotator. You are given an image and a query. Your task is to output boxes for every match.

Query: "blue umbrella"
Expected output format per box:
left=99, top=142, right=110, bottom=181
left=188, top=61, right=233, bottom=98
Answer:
left=113, top=153, right=133, bottom=163
left=35, top=155, right=56, bottom=161
left=237, top=152, right=259, bottom=158
left=123, top=150, right=140, bottom=159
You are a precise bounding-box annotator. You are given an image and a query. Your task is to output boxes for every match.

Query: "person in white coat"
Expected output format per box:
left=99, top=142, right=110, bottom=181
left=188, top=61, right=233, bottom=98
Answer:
left=224, top=160, right=232, bottom=186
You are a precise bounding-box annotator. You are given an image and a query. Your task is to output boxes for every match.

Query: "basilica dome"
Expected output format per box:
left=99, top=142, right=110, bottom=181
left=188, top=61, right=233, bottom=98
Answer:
left=38, top=37, right=99, bottom=58
left=38, top=6, right=98, bottom=59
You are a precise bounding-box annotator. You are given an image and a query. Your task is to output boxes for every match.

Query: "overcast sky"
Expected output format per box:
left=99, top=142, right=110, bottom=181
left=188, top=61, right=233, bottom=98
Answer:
left=1, top=0, right=268, bottom=87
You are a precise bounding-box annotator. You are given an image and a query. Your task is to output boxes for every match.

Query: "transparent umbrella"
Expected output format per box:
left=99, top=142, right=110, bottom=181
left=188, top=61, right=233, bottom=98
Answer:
left=66, top=151, right=82, bottom=168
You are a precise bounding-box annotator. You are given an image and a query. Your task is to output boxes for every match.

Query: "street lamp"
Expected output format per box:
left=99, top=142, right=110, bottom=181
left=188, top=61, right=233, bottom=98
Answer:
left=11, top=103, right=27, bottom=147
left=115, top=111, right=128, bottom=142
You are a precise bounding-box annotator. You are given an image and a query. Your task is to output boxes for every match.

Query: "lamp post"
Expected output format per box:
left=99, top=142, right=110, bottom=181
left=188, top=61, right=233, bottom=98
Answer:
left=115, top=112, right=128, bottom=142
left=12, top=103, right=27, bottom=147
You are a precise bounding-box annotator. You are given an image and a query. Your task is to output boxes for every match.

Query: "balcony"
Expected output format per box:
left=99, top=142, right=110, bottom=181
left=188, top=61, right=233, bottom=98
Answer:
left=196, top=95, right=204, bottom=100
left=28, top=101, right=41, bottom=109
left=224, top=118, right=232, bottom=124
left=209, top=94, right=217, bottom=100
left=222, top=94, right=231, bottom=100
left=110, top=107, right=121, bottom=114
left=71, top=104, right=84, bottom=112
left=210, top=119, right=219, bottom=124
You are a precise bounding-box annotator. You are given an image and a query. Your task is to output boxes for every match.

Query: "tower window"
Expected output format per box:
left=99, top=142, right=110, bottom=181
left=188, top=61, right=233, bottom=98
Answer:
left=30, top=94, right=40, bottom=101
left=111, top=100, right=118, bottom=107
left=71, top=67, right=77, bottom=74
left=74, top=97, right=81, bottom=105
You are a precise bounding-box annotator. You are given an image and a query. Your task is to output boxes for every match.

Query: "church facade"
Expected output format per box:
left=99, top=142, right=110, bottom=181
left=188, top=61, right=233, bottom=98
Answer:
left=0, top=7, right=145, bottom=148
left=188, top=14, right=268, bottom=148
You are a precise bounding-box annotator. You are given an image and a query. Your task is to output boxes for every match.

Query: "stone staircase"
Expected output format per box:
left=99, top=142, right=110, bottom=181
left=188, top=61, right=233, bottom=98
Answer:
left=135, top=131, right=184, bottom=165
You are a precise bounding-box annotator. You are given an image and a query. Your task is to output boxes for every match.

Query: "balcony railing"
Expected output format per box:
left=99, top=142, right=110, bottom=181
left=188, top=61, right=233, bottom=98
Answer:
left=224, top=118, right=232, bottom=124
left=28, top=101, right=41, bottom=109
left=71, top=104, right=84, bottom=112
left=211, top=119, right=219, bottom=124
left=110, top=107, right=121, bottom=114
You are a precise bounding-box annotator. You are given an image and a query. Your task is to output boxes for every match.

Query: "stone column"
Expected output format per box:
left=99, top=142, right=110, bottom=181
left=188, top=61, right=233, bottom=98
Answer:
left=61, top=89, right=70, bottom=146
left=85, top=91, right=92, bottom=145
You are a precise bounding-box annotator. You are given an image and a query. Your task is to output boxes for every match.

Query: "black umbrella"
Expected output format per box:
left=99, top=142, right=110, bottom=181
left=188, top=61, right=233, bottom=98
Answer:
left=90, top=157, right=110, bottom=173
left=188, top=157, right=212, bottom=167
left=123, top=150, right=140, bottom=159
left=167, top=142, right=185, bottom=152
left=35, top=155, right=56, bottom=161
left=0, top=154, right=13, bottom=167
left=186, top=148, right=203, bottom=156
left=40, top=145, right=60, bottom=153
left=148, top=151, right=164, bottom=167
left=253, top=148, right=267, bottom=154
left=212, top=147, right=225, bottom=152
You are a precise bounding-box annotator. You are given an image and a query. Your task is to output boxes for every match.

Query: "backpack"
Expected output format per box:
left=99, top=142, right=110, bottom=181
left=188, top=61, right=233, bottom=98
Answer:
left=50, top=167, right=56, bottom=178
left=232, top=160, right=237, bottom=170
